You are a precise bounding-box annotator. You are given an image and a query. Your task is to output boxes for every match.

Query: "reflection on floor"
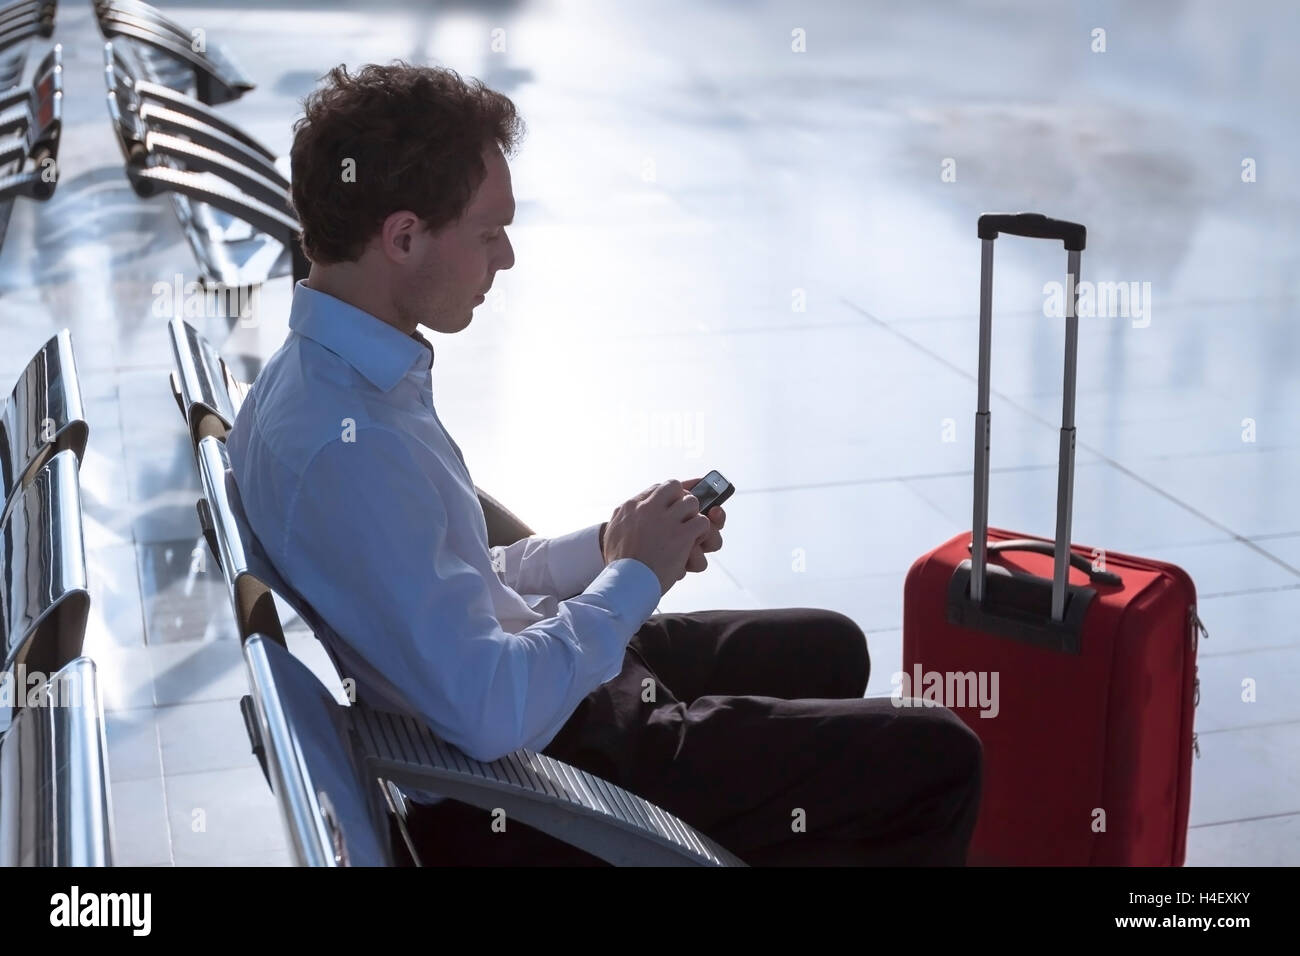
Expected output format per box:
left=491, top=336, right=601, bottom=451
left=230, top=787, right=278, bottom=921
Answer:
left=2, top=0, right=1295, bottom=866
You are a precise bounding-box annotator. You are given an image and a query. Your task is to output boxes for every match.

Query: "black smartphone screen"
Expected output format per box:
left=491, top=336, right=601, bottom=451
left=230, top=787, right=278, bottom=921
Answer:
left=689, top=471, right=734, bottom=515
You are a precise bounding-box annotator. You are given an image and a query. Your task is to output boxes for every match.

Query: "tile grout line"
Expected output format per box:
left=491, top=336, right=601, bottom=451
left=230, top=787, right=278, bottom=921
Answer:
left=1200, top=583, right=1300, bottom=600
left=711, top=556, right=747, bottom=594
left=154, top=718, right=175, bottom=866
left=155, top=761, right=268, bottom=782
left=1197, top=716, right=1300, bottom=736
left=1200, top=642, right=1300, bottom=659
left=1189, top=809, right=1300, bottom=830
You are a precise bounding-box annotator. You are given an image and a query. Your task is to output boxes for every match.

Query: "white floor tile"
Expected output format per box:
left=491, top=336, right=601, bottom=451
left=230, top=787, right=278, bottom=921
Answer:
left=109, top=776, right=172, bottom=867
left=1187, top=722, right=1300, bottom=827
left=1195, top=649, right=1300, bottom=734
left=148, top=639, right=250, bottom=707
left=104, top=707, right=163, bottom=783
left=164, top=766, right=287, bottom=866
left=1186, top=813, right=1300, bottom=867
left=156, top=699, right=258, bottom=777
left=1195, top=587, right=1300, bottom=657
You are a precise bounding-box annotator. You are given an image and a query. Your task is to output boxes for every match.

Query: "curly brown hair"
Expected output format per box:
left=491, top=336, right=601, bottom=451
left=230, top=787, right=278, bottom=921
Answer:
left=289, top=62, right=525, bottom=264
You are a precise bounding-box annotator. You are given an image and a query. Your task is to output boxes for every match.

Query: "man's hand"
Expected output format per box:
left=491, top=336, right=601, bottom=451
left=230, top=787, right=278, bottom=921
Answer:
left=601, top=481, right=713, bottom=596
left=678, top=476, right=726, bottom=573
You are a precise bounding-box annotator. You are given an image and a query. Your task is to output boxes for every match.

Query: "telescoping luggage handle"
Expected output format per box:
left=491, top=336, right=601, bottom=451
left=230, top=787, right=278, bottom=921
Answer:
left=969, top=213, right=1087, bottom=624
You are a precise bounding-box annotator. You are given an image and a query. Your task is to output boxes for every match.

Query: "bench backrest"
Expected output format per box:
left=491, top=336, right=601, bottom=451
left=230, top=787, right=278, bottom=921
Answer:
left=104, top=41, right=305, bottom=287
left=0, top=42, right=61, bottom=247
left=242, top=634, right=394, bottom=866
left=0, top=328, right=86, bottom=526
left=167, top=316, right=241, bottom=446
left=0, top=449, right=90, bottom=681
left=93, top=0, right=253, bottom=105
left=0, top=657, right=115, bottom=866
left=194, top=435, right=285, bottom=645
left=0, top=0, right=54, bottom=52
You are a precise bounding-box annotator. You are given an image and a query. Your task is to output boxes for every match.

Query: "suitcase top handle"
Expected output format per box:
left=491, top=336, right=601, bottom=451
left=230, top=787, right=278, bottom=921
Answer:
left=978, top=213, right=1086, bottom=252
left=970, top=212, right=1086, bottom=623
left=968, top=538, right=1122, bottom=587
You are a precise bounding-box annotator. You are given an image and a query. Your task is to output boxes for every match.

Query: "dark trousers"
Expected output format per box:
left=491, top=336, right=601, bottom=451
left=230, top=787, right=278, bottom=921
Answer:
left=401, top=608, right=983, bottom=866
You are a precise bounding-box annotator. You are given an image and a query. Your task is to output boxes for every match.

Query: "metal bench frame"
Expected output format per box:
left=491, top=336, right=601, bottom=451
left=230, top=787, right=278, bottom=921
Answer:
left=0, top=657, right=115, bottom=866
left=93, top=0, right=252, bottom=105
left=0, top=449, right=90, bottom=683
left=0, top=42, right=60, bottom=250
left=104, top=41, right=305, bottom=289
left=0, top=0, right=55, bottom=60
left=0, top=1, right=55, bottom=38
left=0, top=327, right=86, bottom=529
left=0, top=316, right=109, bottom=867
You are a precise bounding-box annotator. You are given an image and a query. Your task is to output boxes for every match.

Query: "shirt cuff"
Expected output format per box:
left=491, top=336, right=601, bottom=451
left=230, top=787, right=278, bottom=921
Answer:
left=544, top=522, right=608, bottom=600
left=584, top=558, right=664, bottom=635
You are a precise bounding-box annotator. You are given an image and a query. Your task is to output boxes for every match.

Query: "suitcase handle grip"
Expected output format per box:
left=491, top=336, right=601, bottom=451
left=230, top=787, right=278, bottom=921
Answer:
left=977, top=212, right=1086, bottom=251
left=970, top=539, right=1122, bottom=586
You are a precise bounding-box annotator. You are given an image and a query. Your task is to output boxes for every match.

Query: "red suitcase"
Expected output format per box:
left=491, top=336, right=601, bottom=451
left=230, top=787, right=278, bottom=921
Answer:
left=902, top=213, right=1204, bottom=866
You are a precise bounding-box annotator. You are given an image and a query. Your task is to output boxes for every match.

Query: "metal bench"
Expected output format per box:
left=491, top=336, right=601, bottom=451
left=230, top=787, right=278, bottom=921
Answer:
left=0, top=1, right=55, bottom=94
left=244, top=631, right=743, bottom=867
left=105, top=42, right=280, bottom=180
left=242, top=633, right=393, bottom=866
left=0, top=42, right=60, bottom=249
left=93, top=0, right=253, bottom=105
left=104, top=41, right=305, bottom=289
left=0, top=323, right=109, bottom=867
left=165, top=315, right=246, bottom=446
left=0, top=328, right=85, bottom=531
left=0, top=449, right=90, bottom=681
left=0, top=656, right=115, bottom=866
left=0, top=1, right=55, bottom=72
left=0, top=46, right=28, bottom=94
left=189, top=433, right=741, bottom=866
left=0, top=0, right=55, bottom=39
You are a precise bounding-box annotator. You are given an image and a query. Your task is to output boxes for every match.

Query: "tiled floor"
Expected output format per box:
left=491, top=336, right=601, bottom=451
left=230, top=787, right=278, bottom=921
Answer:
left=2, top=1, right=1295, bottom=865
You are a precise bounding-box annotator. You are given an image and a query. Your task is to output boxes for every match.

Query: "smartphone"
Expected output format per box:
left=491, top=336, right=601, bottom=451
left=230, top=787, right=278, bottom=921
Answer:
left=688, top=470, right=734, bottom=516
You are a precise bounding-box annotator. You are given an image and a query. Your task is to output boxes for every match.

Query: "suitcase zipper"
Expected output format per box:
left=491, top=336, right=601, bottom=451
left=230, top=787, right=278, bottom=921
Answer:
left=1190, top=605, right=1208, bottom=758
left=1190, top=605, right=1209, bottom=649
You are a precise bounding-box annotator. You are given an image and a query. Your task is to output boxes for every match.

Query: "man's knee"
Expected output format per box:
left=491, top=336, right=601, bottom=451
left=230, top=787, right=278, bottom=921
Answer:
left=916, top=705, right=983, bottom=801
left=810, top=609, right=870, bottom=696
left=938, top=708, right=982, bottom=785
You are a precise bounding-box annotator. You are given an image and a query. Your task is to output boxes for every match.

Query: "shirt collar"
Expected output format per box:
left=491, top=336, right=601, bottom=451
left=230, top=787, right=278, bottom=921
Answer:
left=288, top=280, right=433, bottom=392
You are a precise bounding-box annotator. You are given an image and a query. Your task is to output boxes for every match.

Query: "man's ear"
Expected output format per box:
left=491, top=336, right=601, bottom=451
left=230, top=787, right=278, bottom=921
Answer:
left=379, top=210, right=424, bottom=264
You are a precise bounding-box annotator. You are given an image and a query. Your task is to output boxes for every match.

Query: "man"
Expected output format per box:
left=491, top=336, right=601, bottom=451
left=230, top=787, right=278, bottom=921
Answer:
left=228, top=61, right=983, bottom=866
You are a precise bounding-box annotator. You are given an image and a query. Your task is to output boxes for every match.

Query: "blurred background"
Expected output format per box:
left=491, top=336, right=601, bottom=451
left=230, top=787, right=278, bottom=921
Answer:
left=2, top=0, right=1295, bottom=865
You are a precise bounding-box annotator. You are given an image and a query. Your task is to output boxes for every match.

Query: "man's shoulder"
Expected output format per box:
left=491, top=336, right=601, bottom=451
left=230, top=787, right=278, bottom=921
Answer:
left=235, top=335, right=395, bottom=474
